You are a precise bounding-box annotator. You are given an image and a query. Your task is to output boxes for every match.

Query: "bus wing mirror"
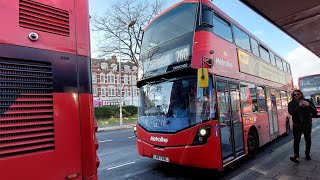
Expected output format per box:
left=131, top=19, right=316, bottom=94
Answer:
left=197, top=68, right=209, bottom=88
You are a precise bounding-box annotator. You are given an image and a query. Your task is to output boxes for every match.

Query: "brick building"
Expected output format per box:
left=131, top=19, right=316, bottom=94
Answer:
left=92, top=56, right=139, bottom=106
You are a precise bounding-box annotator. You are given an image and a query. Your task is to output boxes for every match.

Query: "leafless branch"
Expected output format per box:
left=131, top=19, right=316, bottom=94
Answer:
left=92, top=0, right=165, bottom=66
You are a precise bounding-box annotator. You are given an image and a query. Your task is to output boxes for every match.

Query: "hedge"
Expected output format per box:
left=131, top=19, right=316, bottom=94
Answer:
left=94, top=105, right=138, bottom=119
left=123, top=105, right=138, bottom=116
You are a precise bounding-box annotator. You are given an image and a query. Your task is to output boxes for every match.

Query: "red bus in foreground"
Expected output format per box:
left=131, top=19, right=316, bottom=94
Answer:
left=135, top=0, right=293, bottom=170
left=299, top=74, right=320, bottom=116
left=0, top=0, right=99, bottom=179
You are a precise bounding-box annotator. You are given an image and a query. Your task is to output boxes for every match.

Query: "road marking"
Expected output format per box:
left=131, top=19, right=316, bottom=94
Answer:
left=128, top=136, right=135, bottom=139
left=107, top=161, right=135, bottom=170
left=99, top=140, right=113, bottom=143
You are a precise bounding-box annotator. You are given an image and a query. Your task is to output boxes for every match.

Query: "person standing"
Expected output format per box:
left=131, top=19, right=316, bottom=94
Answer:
left=288, top=90, right=317, bottom=163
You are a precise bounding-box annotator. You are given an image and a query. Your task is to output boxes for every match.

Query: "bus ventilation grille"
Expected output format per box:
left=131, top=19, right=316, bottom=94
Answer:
left=19, top=0, right=70, bottom=37
left=0, top=59, right=54, bottom=159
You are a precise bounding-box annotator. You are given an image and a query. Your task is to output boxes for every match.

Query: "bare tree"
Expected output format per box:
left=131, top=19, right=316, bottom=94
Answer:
left=92, top=0, right=165, bottom=66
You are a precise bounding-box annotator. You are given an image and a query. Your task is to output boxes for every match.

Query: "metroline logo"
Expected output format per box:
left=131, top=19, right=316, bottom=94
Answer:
left=150, top=136, right=168, bottom=143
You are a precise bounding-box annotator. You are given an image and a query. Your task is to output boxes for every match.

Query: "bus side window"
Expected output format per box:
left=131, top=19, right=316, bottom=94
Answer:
left=202, top=5, right=213, bottom=27
left=240, top=82, right=257, bottom=114
left=250, top=38, right=260, bottom=57
left=233, top=25, right=251, bottom=53
left=213, top=13, right=233, bottom=43
left=275, top=56, right=283, bottom=70
left=259, top=45, right=270, bottom=63
left=257, top=86, right=267, bottom=112
left=287, top=64, right=291, bottom=74
left=275, top=90, right=281, bottom=110
left=270, top=52, right=276, bottom=66
left=280, top=91, right=288, bottom=109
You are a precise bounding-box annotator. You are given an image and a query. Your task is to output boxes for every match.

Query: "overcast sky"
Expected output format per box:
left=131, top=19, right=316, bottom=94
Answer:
left=89, top=0, right=320, bottom=86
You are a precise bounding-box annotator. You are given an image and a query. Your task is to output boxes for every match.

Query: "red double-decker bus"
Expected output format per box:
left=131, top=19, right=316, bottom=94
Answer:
left=299, top=74, right=320, bottom=117
left=0, top=0, right=99, bottom=179
left=135, top=0, right=293, bottom=170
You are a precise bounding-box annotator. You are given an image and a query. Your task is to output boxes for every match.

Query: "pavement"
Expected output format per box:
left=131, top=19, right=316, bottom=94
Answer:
left=97, top=121, right=320, bottom=180
left=97, top=124, right=135, bottom=132
left=232, top=124, right=320, bottom=180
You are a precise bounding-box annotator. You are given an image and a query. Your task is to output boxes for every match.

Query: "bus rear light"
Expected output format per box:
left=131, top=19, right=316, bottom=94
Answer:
left=65, top=174, right=78, bottom=179
left=96, top=157, right=100, bottom=168
left=193, top=126, right=211, bottom=145
left=94, top=122, right=98, bottom=132
left=94, top=139, right=99, bottom=150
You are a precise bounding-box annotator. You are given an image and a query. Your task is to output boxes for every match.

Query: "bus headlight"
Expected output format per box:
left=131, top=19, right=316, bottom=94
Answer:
left=193, top=126, right=211, bottom=145
left=133, top=125, right=137, bottom=136
left=199, top=129, right=207, bottom=136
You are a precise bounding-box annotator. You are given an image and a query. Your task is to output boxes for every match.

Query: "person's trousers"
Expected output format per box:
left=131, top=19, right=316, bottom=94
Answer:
left=293, top=124, right=312, bottom=157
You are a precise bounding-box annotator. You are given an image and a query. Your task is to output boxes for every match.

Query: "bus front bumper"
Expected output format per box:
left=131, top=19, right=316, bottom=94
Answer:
left=136, top=138, right=222, bottom=170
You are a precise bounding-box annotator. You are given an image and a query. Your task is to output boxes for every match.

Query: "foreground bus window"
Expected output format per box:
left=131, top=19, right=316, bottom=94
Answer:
left=135, top=0, right=293, bottom=170
left=139, top=77, right=213, bottom=133
left=0, top=0, right=99, bottom=179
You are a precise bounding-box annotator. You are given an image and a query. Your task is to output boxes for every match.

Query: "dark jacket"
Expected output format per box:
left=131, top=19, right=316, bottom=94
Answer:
left=288, top=99, right=317, bottom=125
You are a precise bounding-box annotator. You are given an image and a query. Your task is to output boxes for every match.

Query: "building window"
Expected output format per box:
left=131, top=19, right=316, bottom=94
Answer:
left=108, top=87, right=116, bottom=96
left=123, top=75, right=128, bottom=84
left=100, top=73, right=105, bottom=84
left=92, top=73, right=97, bottom=83
left=132, top=76, right=137, bottom=85
left=101, top=86, right=106, bottom=97
left=93, top=86, right=98, bottom=97
left=125, top=88, right=129, bottom=96
left=108, top=74, right=115, bottom=83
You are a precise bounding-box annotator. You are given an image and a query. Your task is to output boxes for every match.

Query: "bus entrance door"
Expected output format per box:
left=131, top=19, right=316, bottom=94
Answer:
left=217, top=81, right=244, bottom=164
left=266, top=88, right=279, bottom=140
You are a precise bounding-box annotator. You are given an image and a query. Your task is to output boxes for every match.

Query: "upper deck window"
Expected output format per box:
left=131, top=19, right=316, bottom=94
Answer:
left=202, top=5, right=213, bottom=27
left=213, top=13, right=233, bottom=42
left=287, top=63, right=291, bottom=74
left=275, top=56, right=283, bottom=70
left=141, top=3, right=197, bottom=53
left=250, top=38, right=259, bottom=57
left=270, top=52, right=276, bottom=66
left=233, top=25, right=251, bottom=52
left=259, top=45, right=270, bottom=63
left=283, top=62, right=289, bottom=73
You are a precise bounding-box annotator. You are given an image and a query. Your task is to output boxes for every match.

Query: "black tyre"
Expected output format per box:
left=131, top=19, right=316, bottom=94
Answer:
left=247, top=129, right=259, bottom=157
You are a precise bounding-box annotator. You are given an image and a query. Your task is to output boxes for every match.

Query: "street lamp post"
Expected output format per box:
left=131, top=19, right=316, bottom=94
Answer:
left=131, top=69, right=134, bottom=105
left=118, top=30, right=123, bottom=126
left=118, top=21, right=136, bottom=126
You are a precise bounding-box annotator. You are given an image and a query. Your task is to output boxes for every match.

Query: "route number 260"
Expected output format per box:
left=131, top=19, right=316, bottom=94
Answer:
left=175, top=48, right=189, bottom=62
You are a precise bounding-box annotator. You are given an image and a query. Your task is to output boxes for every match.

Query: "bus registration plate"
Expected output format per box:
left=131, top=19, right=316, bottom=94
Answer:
left=153, top=154, right=169, bottom=162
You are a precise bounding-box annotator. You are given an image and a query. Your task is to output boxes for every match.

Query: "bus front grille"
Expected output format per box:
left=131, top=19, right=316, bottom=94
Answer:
left=0, top=59, right=54, bottom=159
left=19, top=0, right=70, bottom=37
